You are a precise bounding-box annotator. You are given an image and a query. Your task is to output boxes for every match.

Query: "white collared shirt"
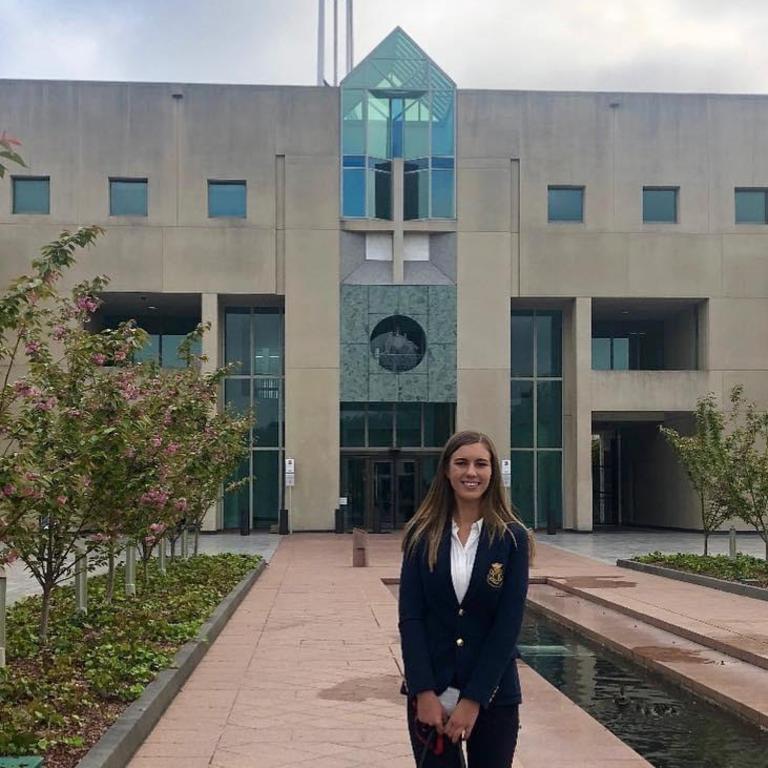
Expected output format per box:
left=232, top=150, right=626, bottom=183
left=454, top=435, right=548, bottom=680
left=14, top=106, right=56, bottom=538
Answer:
left=450, top=518, right=483, bottom=605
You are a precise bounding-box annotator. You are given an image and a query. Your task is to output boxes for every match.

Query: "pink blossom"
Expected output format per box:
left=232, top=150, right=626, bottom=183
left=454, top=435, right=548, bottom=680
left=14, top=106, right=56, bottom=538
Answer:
left=91, top=353, right=107, bottom=366
left=55, top=495, right=67, bottom=507
left=88, top=532, right=108, bottom=543
left=165, top=442, right=180, bottom=455
left=0, top=131, right=21, bottom=147
left=150, top=436, right=162, bottom=448
left=35, top=396, right=58, bottom=412
left=24, top=340, right=42, bottom=356
left=113, top=350, right=127, bottom=362
left=140, top=488, right=169, bottom=508
left=26, top=292, right=39, bottom=306
left=149, top=522, right=167, bottom=534
left=52, top=325, right=67, bottom=341
left=173, top=498, right=188, bottom=513
left=21, top=486, right=41, bottom=499
left=24, top=471, right=40, bottom=482
left=75, top=296, right=99, bottom=314
left=81, top=476, right=92, bottom=488
left=144, top=535, right=157, bottom=546
left=162, top=412, right=173, bottom=426
left=0, top=549, right=19, bottom=566
left=123, top=447, right=136, bottom=459
left=2, top=484, right=16, bottom=497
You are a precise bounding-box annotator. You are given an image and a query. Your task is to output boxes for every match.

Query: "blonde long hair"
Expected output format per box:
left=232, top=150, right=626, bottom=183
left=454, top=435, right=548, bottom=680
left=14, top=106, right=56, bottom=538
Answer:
left=402, top=430, right=535, bottom=570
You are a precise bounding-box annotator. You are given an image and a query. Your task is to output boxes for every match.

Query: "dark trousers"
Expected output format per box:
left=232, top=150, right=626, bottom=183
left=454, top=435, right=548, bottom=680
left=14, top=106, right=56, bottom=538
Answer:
left=407, top=697, right=520, bottom=768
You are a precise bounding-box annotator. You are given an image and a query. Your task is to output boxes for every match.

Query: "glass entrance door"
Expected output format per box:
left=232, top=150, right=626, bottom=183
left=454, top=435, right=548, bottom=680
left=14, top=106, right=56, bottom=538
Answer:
left=341, top=454, right=439, bottom=532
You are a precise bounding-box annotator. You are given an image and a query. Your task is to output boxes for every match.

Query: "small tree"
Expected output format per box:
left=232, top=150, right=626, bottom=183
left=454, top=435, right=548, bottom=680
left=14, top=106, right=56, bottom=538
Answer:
left=726, top=387, right=768, bottom=559
left=660, top=394, right=734, bottom=555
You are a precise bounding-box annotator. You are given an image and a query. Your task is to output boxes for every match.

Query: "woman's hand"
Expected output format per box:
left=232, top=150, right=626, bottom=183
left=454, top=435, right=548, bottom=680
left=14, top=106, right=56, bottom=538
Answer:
left=415, top=691, right=445, bottom=733
left=444, top=698, right=480, bottom=744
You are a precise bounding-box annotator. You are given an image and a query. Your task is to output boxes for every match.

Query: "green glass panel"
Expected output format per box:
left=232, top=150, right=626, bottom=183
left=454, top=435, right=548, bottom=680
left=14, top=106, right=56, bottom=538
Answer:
left=13, top=177, right=49, bottom=214
left=735, top=189, right=766, bottom=224
left=208, top=181, right=246, bottom=218
left=372, top=167, right=392, bottom=219
left=613, top=337, right=629, bottom=370
left=537, top=381, right=562, bottom=448
left=253, top=312, right=282, bottom=375
left=367, top=94, right=390, bottom=158
left=161, top=334, right=190, bottom=368
left=424, top=403, right=453, bottom=447
left=253, top=378, right=281, bottom=447
left=252, top=451, right=279, bottom=528
left=403, top=98, right=430, bottom=159
left=110, top=179, right=148, bottom=216
left=404, top=168, right=429, bottom=220
left=548, top=186, right=583, bottom=222
left=431, top=92, right=455, bottom=156
left=340, top=404, right=366, bottom=447
left=396, top=403, right=421, bottom=447
left=537, top=451, right=563, bottom=529
left=511, top=381, right=534, bottom=448
left=511, top=313, right=534, bottom=377
left=368, top=403, right=394, bottom=447
left=342, top=457, right=366, bottom=529
left=223, top=455, right=250, bottom=529
left=224, top=379, right=251, bottom=443
left=643, top=187, right=677, bottom=223
left=536, top=312, right=562, bottom=377
left=225, top=310, right=250, bottom=375
left=343, top=168, right=366, bottom=217
left=342, top=89, right=366, bottom=155
left=510, top=451, right=534, bottom=528
left=431, top=169, right=454, bottom=218
left=134, top=334, right=160, bottom=364
left=591, top=338, right=610, bottom=370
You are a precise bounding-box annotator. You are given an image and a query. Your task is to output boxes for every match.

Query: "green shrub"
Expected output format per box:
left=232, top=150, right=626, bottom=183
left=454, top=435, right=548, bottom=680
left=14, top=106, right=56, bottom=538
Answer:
left=632, top=551, right=768, bottom=585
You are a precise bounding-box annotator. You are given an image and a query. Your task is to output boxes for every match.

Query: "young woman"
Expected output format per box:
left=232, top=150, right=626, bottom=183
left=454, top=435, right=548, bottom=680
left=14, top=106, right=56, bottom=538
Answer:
left=399, top=430, right=534, bottom=768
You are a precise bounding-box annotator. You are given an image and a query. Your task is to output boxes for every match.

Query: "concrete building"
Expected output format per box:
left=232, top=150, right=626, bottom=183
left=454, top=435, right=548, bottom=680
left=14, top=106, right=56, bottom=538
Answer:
left=1, top=27, right=767, bottom=534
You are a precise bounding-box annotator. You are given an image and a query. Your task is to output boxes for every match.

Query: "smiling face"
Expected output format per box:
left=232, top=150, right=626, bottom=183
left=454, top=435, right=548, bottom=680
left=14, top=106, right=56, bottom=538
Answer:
left=446, top=441, right=493, bottom=506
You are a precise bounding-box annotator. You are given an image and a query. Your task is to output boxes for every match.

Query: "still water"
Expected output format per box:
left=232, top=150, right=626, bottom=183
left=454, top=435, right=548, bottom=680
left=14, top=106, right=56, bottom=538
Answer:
left=518, top=610, right=768, bottom=768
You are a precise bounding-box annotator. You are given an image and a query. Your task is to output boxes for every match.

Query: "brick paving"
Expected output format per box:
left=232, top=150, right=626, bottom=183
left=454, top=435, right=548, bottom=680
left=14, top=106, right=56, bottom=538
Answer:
left=127, top=533, right=768, bottom=768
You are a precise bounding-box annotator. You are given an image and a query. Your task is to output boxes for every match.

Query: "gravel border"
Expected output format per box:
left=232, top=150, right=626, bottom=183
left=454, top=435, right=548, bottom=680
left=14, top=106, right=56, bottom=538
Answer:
left=76, top=559, right=266, bottom=768
left=616, top=558, right=768, bottom=602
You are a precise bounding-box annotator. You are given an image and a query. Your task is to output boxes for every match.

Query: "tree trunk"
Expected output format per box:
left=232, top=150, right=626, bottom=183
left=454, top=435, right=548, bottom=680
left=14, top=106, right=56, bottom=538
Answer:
left=703, top=531, right=709, bottom=556
left=106, top=546, right=116, bottom=604
left=39, top=583, right=53, bottom=644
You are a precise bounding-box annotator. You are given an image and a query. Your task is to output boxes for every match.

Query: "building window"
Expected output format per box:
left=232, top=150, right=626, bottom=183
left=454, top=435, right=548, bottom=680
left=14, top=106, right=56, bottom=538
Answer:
left=102, top=314, right=201, bottom=368
left=12, top=176, right=50, bottom=214
left=340, top=403, right=454, bottom=448
left=208, top=180, right=246, bottom=218
left=592, top=321, right=664, bottom=370
left=223, top=308, right=284, bottom=530
left=548, top=186, right=583, bottom=222
left=110, top=178, right=148, bottom=216
left=369, top=315, right=426, bottom=373
left=510, top=310, right=563, bottom=530
left=643, top=187, right=677, bottom=223
left=735, top=188, right=768, bottom=224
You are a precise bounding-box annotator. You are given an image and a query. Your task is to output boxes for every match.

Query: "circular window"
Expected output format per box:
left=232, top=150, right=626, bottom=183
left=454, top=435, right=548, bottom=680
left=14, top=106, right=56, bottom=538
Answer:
left=370, top=315, right=426, bottom=373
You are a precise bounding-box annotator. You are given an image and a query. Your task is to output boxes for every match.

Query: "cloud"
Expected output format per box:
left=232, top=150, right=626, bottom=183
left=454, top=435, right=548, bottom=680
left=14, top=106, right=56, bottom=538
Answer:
left=0, top=0, right=766, bottom=93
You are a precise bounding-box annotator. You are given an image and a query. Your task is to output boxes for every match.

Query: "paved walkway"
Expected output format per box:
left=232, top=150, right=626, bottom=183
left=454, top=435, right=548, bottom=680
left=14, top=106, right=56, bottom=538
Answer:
left=127, top=535, right=652, bottom=768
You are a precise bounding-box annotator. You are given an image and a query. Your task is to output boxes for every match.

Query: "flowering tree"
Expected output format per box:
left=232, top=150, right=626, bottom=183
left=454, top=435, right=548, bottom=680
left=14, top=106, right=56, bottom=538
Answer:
left=0, top=131, right=24, bottom=178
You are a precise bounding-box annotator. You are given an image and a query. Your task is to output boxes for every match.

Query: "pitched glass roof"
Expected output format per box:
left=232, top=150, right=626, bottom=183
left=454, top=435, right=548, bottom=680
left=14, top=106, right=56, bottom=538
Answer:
left=342, top=27, right=455, bottom=93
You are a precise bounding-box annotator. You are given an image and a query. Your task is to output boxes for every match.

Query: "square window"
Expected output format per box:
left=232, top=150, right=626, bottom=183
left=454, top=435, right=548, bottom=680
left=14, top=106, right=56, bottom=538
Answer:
left=109, top=178, right=148, bottom=216
left=208, top=180, right=246, bottom=218
left=12, top=177, right=49, bottom=214
left=735, top=188, right=768, bottom=224
left=548, top=186, right=584, bottom=222
left=643, top=187, right=677, bottom=223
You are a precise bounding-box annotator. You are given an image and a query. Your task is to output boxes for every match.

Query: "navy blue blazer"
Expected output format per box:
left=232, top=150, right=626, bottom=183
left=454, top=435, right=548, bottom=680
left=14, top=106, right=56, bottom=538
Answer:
left=398, top=520, right=529, bottom=708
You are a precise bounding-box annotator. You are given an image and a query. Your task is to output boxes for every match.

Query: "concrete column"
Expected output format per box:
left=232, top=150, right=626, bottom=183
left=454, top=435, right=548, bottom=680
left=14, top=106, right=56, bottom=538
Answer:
left=201, top=292, right=220, bottom=531
left=392, top=158, right=404, bottom=284
left=563, top=297, right=592, bottom=530
left=456, top=231, right=512, bottom=455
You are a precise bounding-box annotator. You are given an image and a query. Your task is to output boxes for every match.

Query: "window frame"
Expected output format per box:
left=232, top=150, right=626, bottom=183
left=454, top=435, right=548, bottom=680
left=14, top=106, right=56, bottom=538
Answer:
left=547, top=185, right=585, bottom=223
left=642, top=186, right=678, bottom=224
left=12, top=175, right=50, bottom=215
left=734, top=187, right=768, bottom=225
left=109, top=177, right=148, bottom=217
left=208, top=179, right=247, bottom=219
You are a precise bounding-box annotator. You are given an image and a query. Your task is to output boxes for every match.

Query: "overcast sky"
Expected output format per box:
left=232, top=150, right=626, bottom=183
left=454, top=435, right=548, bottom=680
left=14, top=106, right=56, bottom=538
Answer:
left=1, top=0, right=765, bottom=93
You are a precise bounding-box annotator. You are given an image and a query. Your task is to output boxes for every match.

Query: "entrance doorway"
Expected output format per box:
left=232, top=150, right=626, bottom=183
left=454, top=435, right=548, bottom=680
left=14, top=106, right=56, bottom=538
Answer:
left=340, top=453, right=440, bottom=532
left=592, top=429, right=621, bottom=526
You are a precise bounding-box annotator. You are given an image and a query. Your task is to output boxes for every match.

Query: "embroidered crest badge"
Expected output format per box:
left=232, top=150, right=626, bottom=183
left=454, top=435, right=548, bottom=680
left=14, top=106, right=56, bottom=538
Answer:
left=487, top=562, right=504, bottom=588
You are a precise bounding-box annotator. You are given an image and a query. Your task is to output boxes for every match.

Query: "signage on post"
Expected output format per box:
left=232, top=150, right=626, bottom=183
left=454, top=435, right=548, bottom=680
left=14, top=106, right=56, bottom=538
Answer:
left=501, top=458, right=512, bottom=489
left=285, top=457, right=295, bottom=487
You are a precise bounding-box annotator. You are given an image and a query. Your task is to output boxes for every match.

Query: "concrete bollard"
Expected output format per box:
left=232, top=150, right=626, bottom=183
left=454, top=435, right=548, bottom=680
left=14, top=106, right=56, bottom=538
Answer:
left=729, top=526, right=737, bottom=558
left=75, top=545, right=88, bottom=614
left=352, top=527, right=368, bottom=567
left=125, top=542, right=136, bottom=597
left=0, top=564, right=6, bottom=668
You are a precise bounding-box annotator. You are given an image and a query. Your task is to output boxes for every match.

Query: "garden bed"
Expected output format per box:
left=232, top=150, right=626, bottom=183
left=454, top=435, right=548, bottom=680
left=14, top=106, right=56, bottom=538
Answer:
left=0, top=553, right=262, bottom=768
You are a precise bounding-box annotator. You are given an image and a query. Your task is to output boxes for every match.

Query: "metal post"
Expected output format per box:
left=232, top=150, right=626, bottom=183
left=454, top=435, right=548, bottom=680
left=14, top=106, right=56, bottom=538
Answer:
left=345, top=0, right=354, bottom=73
left=158, top=537, right=167, bottom=576
left=317, top=0, right=326, bottom=86
left=729, top=526, right=737, bottom=558
left=181, top=526, right=189, bottom=559
left=75, top=545, right=87, bottom=614
left=125, top=542, right=136, bottom=597
left=0, top=565, right=6, bottom=668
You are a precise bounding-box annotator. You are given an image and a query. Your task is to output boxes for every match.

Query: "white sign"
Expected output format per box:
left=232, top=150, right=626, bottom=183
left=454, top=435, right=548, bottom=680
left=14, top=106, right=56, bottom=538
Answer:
left=285, top=457, right=295, bottom=473
left=501, top=459, right=511, bottom=474
left=338, top=497, right=348, bottom=506
left=285, top=473, right=295, bottom=487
